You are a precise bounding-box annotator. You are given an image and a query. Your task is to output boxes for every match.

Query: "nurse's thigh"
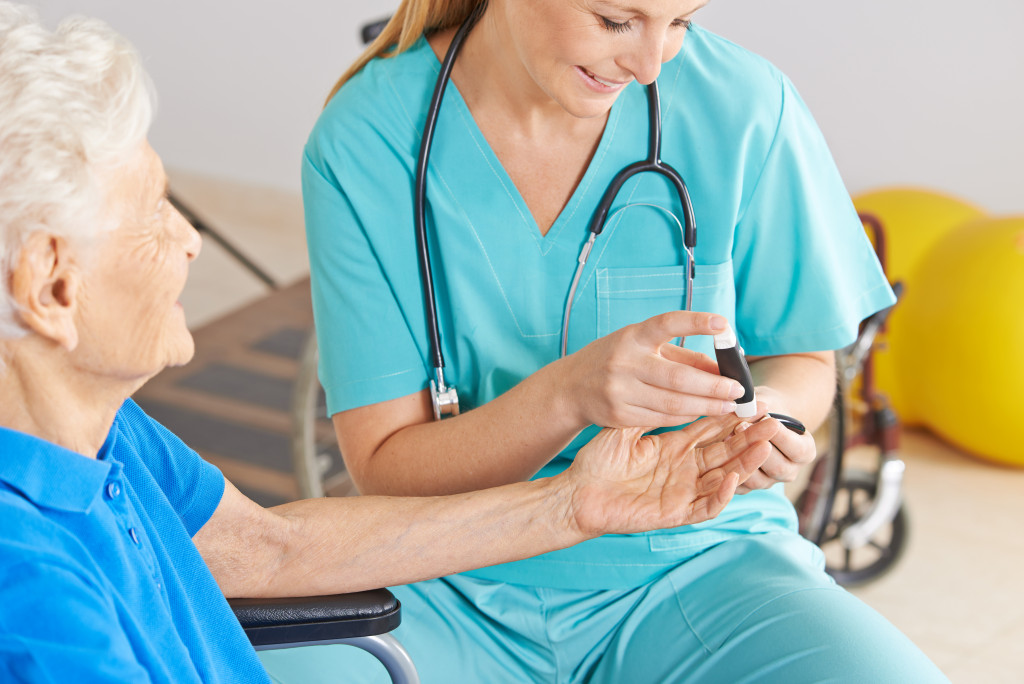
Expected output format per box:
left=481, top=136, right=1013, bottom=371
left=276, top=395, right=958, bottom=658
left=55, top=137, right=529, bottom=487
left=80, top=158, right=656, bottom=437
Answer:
left=687, top=584, right=949, bottom=683
left=259, top=577, right=550, bottom=684
left=588, top=533, right=947, bottom=683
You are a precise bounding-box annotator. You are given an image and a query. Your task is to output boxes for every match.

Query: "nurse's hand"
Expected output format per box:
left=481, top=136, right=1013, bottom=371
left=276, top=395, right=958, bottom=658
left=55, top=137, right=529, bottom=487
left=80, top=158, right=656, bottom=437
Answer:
left=734, top=387, right=818, bottom=493
left=565, top=411, right=779, bottom=536
left=559, top=311, right=747, bottom=430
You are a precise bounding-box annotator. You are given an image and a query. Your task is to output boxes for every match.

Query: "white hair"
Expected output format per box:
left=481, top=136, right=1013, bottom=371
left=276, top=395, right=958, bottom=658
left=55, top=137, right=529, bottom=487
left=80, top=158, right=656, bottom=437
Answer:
left=0, top=2, right=155, bottom=338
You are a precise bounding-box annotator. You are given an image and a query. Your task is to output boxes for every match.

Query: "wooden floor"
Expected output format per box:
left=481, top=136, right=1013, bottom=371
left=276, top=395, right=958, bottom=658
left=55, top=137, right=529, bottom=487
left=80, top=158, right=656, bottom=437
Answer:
left=133, top=278, right=342, bottom=507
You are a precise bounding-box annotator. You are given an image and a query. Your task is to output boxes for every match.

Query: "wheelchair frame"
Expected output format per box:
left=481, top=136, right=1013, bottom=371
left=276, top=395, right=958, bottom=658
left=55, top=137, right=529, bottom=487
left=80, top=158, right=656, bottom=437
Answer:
left=793, top=213, right=909, bottom=586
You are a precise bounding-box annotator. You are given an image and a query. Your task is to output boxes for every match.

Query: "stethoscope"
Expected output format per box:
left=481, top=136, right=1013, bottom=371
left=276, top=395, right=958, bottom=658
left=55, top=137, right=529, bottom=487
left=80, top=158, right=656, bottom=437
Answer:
left=415, top=4, right=697, bottom=420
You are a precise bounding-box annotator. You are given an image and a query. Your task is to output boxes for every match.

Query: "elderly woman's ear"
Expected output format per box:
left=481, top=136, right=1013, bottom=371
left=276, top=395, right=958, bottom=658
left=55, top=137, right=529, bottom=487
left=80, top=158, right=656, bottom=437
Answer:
left=10, top=231, right=81, bottom=351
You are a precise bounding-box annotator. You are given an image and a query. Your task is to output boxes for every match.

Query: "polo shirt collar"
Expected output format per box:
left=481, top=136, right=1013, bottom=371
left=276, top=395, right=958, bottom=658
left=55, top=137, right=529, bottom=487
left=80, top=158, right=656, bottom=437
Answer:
left=0, top=424, right=114, bottom=513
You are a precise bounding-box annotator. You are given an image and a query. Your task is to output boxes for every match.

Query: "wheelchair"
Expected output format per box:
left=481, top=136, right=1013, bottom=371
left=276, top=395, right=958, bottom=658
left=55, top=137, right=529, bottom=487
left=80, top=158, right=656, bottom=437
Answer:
left=791, top=213, right=909, bottom=586
left=230, top=590, right=419, bottom=683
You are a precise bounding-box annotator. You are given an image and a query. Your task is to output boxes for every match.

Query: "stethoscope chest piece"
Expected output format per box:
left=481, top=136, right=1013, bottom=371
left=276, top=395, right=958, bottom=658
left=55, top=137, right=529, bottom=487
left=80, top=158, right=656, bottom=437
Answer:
left=430, top=379, right=460, bottom=420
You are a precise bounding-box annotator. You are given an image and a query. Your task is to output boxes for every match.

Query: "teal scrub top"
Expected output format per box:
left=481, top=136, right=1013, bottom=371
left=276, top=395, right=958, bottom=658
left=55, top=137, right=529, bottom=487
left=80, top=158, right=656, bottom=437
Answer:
left=302, top=25, right=895, bottom=590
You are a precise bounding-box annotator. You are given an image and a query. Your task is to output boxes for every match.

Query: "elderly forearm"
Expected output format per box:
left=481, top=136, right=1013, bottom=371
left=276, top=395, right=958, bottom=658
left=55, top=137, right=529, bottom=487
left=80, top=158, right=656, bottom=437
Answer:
left=237, top=476, right=585, bottom=598
left=747, top=351, right=835, bottom=432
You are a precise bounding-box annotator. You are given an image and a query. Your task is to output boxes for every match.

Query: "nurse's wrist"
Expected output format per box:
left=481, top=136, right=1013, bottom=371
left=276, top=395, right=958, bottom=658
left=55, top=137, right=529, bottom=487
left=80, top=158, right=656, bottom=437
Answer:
left=540, top=355, right=591, bottom=434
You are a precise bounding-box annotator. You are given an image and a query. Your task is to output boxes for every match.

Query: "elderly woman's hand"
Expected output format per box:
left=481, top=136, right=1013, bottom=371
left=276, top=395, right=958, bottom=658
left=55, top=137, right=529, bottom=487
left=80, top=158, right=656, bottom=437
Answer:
left=563, top=412, right=779, bottom=537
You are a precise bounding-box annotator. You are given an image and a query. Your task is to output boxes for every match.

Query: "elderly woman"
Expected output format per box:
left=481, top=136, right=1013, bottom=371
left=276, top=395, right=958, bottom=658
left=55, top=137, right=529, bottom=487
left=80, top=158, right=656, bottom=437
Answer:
left=0, top=4, right=781, bottom=681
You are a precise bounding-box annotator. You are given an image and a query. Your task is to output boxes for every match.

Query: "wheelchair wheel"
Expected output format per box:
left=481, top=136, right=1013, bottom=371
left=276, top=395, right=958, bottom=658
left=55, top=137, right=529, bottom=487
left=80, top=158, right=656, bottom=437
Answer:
left=793, top=385, right=845, bottom=545
left=817, top=468, right=907, bottom=587
left=291, top=332, right=355, bottom=499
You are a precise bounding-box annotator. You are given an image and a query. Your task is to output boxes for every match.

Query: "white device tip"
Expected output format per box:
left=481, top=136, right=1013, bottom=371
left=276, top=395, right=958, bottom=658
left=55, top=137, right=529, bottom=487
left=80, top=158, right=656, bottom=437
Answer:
left=713, top=325, right=737, bottom=349
left=735, top=398, right=758, bottom=418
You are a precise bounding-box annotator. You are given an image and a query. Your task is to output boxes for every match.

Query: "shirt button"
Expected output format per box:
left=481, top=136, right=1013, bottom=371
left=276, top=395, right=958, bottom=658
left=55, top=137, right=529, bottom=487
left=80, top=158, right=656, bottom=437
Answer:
left=129, top=527, right=140, bottom=545
left=106, top=482, right=121, bottom=499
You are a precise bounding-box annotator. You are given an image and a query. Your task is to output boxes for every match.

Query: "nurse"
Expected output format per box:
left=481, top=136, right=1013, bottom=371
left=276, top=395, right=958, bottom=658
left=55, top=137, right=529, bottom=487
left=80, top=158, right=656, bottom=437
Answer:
left=263, top=0, right=947, bottom=681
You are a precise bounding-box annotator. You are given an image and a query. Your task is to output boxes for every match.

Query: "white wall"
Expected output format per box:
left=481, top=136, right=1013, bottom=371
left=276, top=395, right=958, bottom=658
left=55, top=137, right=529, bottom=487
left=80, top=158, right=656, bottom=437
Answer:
left=37, top=1, right=1023, bottom=213
left=37, top=0, right=396, bottom=195
left=698, top=1, right=1024, bottom=214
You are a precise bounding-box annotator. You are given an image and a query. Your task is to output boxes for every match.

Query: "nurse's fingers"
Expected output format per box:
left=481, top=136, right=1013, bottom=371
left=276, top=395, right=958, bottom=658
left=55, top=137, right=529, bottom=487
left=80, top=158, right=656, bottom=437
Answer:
left=736, top=467, right=776, bottom=493
left=766, top=422, right=816, bottom=465
left=632, top=310, right=729, bottom=349
left=735, top=422, right=816, bottom=491
left=624, top=385, right=739, bottom=425
left=635, top=352, right=746, bottom=404
left=756, top=451, right=802, bottom=483
left=658, top=342, right=721, bottom=374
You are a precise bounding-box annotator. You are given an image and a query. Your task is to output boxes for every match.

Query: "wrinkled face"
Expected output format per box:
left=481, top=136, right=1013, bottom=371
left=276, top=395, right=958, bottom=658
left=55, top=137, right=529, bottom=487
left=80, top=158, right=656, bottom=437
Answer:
left=72, top=141, right=201, bottom=383
left=499, top=0, right=708, bottom=118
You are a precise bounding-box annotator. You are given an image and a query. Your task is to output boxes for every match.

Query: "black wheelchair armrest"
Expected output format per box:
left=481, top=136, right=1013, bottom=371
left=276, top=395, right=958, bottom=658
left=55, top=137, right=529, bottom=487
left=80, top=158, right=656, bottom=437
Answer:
left=229, top=589, right=401, bottom=649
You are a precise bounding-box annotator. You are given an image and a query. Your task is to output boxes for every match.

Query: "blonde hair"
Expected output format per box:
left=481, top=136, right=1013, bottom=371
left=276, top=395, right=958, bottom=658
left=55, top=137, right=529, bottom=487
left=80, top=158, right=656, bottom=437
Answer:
left=327, top=0, right=483, bottom=102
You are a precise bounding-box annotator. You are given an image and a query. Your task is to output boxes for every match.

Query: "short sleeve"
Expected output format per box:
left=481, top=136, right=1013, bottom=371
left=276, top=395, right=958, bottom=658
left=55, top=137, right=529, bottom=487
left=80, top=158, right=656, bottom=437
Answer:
left=302, top=143, right=427, bottom=416
left=731, top=75, right=895, bottom=355
left=114, top=400, right=225, bottom=537
left=0, top=560, right=155, bottom=682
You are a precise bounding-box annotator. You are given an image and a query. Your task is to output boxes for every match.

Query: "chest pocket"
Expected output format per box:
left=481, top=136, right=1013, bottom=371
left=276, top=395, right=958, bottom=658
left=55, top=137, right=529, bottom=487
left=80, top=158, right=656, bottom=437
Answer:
left=596, top=260, right=736, bottom=358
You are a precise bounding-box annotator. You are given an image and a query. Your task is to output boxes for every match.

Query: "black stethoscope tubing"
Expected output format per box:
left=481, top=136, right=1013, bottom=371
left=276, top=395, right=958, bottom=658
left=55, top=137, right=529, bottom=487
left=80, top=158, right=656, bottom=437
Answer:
left=587, top=82, right=696, bottom=249
left=414, top=4, right=489, bottom=419
left=414, top=4, right=697, bottom=417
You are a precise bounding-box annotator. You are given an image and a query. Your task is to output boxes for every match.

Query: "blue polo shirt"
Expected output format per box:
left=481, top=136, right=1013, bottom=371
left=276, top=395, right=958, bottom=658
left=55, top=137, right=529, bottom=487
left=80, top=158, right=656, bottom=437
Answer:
left=0, top=399, right=270, bottom=683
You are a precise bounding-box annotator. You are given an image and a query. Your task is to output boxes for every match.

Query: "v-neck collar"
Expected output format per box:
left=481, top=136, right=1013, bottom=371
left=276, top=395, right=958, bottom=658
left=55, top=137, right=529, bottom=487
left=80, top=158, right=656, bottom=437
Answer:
left=424, top=37, right=631, bottom=255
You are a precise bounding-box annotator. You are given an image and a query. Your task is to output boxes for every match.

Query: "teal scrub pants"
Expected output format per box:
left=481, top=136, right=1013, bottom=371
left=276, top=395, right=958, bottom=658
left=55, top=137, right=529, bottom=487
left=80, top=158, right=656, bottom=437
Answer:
left=259, top=532, right=947, bottom=683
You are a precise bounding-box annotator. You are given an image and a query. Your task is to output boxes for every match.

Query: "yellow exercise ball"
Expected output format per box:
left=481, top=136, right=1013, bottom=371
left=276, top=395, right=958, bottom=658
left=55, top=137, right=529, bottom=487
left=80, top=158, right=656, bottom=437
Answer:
left=898, top=216, right=1024, bottom=467
left=852, top=187, right=987, bottom=424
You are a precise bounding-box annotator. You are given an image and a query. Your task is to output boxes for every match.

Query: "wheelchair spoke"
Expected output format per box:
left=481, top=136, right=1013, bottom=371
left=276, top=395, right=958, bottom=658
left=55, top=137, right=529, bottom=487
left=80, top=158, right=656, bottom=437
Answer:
left=817, top=469, right=908, bottom=587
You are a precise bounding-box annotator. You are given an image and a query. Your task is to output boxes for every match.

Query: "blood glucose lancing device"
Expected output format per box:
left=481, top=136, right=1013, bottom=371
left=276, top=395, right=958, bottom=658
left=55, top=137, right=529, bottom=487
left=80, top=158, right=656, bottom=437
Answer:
left=713, top=324, right=757, bottom=418
left=713, top=324, right=807, bottom=434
